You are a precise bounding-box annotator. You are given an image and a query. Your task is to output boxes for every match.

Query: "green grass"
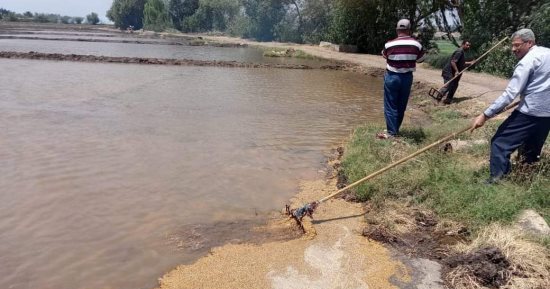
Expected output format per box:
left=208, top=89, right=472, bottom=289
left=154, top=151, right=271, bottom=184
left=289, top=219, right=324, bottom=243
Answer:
left=424, top=54, right=450, bottom=69
left=262, top=47, right=317, bottom=59
left=189, top=38, right=206, bottom=46
left=542, top=236, right=550, bottom=249
left=433, top=40, right=457, bottom=55
left=341, top=109, right=550, bottom=229
left=432, top=109, right=463, bottom=123
left=425, top=40, right=459, bottom=69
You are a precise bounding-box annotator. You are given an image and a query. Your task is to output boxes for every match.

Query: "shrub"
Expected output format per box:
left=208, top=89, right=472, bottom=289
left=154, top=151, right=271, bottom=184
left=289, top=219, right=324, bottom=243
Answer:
left=425, top=53, right=451, bottom=70
left=472, top=38, right=516, bottom=78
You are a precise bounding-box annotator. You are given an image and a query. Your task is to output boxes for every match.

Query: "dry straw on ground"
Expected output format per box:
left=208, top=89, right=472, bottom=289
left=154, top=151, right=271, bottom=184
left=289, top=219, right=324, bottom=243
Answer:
left=452, top=223, right=550, bottom=289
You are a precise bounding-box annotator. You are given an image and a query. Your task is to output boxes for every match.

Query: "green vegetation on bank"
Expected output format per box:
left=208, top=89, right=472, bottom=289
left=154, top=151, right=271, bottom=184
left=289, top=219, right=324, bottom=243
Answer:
left=262, top=47, right=318, bottom=59
left=433, top=40, right=456, bottom=54
left=100, top=0, right=550, bottom=77
left=341, top=105, right=549, bottom=230
left=424, top=39, right=456, bottom=69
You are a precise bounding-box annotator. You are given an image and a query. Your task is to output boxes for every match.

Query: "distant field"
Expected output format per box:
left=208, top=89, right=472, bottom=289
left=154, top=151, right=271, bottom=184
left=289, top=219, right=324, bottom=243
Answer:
left=433, top=39, right=457, bottom=55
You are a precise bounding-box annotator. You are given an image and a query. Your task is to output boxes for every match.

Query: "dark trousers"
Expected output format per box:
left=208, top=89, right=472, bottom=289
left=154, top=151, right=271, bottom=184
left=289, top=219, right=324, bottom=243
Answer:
left=490, top=110, right=550, bottom=178
left=384, top=71, right=413, bottom=135
left=440, top=74, right=461, bottom=102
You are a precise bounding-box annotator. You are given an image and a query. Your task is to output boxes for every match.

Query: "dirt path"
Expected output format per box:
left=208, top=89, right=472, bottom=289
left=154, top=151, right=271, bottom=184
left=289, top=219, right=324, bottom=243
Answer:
left=156, top=35, right=514, bottom=289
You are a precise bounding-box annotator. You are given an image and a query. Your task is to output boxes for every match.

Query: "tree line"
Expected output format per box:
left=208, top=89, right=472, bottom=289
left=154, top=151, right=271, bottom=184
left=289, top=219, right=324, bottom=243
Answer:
left=0, top=8, right=100, bottom=25
left=107, top=0, right=550, bottom=51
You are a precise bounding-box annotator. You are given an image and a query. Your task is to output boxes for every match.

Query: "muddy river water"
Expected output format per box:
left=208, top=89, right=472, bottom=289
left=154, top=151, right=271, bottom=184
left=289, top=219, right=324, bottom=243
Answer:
left=0, top=25, right=384, bottom=289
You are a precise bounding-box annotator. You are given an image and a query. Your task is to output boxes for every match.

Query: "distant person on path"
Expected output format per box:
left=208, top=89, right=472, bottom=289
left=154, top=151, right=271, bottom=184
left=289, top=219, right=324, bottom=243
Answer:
left=470, top=28, right=550, bottom=184
left=378, top=19, right=425, bottom=139
left=440, top=40, right=473, bottom=104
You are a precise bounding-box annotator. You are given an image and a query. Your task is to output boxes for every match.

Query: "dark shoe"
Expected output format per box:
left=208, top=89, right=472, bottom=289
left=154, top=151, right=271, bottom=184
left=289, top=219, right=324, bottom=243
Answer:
left=442, top=98, right=452, bottom=105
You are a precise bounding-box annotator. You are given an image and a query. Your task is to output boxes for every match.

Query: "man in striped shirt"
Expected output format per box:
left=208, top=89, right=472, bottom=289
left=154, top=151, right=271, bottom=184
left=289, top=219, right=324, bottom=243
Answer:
left=378, top=19, right=425, bottom=139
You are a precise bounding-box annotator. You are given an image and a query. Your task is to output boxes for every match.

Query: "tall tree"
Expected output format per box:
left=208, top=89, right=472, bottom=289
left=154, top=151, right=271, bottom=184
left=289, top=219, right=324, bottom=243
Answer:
left=168, top=0, right=200, bottom=30
left=462, top=0, right=540, bottom=47
left=107, top=0, right=147, bottom=29
left=144, top=0, right=169, bottom=31
left=242, top=0, right=286, bottom=41
left=326, top=0, right=457, bottom=53
left=300, top=0, right=333, bottom=43
left=528, top=2, right=550, bottom=47
left=86, top=12, right=100, bottom=25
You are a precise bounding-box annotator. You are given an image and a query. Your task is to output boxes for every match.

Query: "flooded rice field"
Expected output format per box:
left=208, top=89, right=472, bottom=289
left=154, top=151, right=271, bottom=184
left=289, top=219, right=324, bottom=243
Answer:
left=0, top=23, right=324, bottom=67
left=0, top=23, right=384, bottom=289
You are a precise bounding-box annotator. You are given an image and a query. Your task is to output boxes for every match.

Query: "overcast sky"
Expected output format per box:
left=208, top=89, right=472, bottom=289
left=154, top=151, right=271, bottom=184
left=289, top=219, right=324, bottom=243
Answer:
left=1, top=0, right=113, bottom=21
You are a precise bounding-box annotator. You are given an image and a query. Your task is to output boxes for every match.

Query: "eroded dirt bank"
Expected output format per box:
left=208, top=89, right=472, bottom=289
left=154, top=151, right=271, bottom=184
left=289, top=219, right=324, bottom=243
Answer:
left=0, top=51, right=316, bottom=69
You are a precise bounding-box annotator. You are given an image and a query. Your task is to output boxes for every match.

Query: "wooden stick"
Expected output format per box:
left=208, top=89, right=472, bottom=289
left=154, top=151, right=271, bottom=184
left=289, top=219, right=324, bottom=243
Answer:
left=317, top=101, right=520, bottom=204
left=435, top=36, right=509, bottom=93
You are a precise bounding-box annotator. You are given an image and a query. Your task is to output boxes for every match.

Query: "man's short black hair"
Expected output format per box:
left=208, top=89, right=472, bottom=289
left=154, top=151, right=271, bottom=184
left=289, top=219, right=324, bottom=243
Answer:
left=462, top=39, right=471, bottom=45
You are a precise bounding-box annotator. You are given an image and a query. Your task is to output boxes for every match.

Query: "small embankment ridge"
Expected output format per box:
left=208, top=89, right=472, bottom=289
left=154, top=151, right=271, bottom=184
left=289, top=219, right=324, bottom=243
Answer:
left=0, top=51, right=314, bottom=69
left=0, top=35, right=187, bottom=45
left=0, top=51, right=361, bottom=71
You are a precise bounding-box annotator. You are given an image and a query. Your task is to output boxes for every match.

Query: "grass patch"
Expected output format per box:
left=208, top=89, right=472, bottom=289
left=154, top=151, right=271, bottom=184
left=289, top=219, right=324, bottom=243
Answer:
left=422, top=40, right=456, bottom=69
left=262, top=47, right=317, bottom=59
left=189, top=38, right=206, bottom=46
left=341, top=120, right=550, bottom=229
left=432, top=109, right=463, bottom=123
left=424, top=53, right=451, bottom=69
left=433, top=39, right=457, bottom=54
left=340, top=48, right=549, bottom=288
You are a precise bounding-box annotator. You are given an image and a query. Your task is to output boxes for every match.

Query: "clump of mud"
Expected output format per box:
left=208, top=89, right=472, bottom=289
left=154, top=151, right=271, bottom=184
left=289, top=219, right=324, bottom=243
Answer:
left=446, top=247, right=510, bottom=288
left=359, top=202, right=520, bottom=289
left=362, top=225, right=402, bottom=245
left=362, top=208, right=468, bottom=261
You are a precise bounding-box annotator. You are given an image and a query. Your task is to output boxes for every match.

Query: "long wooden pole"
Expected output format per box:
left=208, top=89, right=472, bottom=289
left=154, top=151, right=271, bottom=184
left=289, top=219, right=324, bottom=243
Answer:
left=317, top=101, right=520, bottom=204
left=436, top=36, right=509, bottom=92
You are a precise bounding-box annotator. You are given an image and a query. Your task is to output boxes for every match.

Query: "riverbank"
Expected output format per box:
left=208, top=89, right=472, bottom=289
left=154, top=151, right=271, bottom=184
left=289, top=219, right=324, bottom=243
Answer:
left=155, top=33, right=549, bottom=289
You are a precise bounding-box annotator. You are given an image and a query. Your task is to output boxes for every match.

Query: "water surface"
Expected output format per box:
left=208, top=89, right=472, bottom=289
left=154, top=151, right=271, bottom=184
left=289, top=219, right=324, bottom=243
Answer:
left=0, top=35, right=384, bottom=289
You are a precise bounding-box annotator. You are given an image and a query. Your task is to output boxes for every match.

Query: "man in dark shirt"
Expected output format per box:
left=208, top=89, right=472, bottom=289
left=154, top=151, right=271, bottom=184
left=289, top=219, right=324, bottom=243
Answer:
left=440, top=40, right=473, bottom=104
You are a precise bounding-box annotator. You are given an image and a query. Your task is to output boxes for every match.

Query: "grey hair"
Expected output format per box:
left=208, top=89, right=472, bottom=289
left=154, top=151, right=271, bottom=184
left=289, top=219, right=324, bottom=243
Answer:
left=512, top=28, right=536, bottom=42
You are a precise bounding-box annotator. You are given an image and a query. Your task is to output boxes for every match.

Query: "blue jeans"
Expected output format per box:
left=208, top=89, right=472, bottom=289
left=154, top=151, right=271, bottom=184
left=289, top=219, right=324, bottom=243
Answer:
left=384, top=71, right=413, bottom=135
left=490, top=110, right=550, bottom=178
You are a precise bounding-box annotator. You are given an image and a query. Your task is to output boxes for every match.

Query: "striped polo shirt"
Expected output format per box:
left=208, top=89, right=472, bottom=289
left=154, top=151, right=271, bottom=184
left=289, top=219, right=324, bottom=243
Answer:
left=382, top=36, right=425, bottom=73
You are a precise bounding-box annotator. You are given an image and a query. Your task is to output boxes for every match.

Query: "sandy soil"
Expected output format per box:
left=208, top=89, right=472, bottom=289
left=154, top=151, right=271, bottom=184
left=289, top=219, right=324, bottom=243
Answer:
left=155, top=35, right=513, bottom=289
left=158, top=180, right=411, bottom=289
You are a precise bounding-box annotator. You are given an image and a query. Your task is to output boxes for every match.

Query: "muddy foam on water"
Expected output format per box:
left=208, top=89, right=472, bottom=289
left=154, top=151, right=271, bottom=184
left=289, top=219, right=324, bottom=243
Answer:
left=157, top=180, right=409, bottom=289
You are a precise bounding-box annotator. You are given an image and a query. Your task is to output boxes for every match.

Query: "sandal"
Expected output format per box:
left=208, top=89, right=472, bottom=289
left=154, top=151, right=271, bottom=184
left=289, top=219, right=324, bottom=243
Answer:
left=375, top=132, right=394, bottom=139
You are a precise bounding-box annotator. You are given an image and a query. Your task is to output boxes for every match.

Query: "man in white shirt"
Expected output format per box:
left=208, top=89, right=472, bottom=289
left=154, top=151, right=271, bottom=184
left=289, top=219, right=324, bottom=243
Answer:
left=471, top=28, right=550, bottom=183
